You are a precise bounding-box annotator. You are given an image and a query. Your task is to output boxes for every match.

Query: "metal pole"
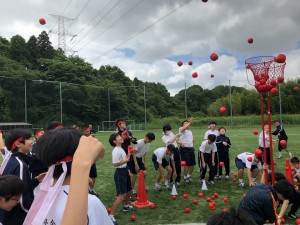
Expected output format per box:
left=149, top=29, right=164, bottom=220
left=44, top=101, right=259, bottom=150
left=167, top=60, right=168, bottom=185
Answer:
left=278, top=84, right=283, bottom=124
left=108, top=88, right=111, bottom=121
left=185, top=82, right=187, bottom=119
left=25, top=80, right=27, bottom=122
left=60, top=82, right=63, bottom=123
left=144, top=84, right=147, bottom=129
left=229, top=79, right=233, bottom=126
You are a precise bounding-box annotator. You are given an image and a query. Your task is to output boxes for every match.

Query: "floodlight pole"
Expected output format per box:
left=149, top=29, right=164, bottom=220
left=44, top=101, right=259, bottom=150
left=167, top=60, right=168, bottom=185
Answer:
left=185, top=82, right=187, bottom=119
left=229, top=79, right=233, bottom=126
left=24, top=80, right=27, bottom=123
left=144, top=84, right=147, bottom=129
left=278, top=84, right=283, bottom=124
left=108, top=88, right=111, bottom=121
left=59, top=82, right=63, bottom=123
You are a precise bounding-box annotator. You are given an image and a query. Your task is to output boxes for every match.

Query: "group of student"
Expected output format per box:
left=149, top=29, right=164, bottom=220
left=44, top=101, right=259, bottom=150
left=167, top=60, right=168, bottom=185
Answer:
left=0, top=117, right=297, bottom=225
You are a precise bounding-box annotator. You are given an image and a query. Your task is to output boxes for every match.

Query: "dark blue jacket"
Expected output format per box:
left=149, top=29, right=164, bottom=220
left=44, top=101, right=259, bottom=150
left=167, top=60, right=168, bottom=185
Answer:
left=272, top=125, right=288, bottom=140
left=239, top=184, right=277, bottom=225
left=215, top=134, right=231, bottom=153
left=0, top=152, right=34, bottom=225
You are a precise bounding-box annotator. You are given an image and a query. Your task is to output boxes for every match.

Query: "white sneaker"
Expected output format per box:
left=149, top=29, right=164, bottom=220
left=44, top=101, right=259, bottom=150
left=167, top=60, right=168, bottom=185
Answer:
left=239, top=182, right=245, bottom=188
left=175, top=182, right=180, bottom=187
left=225, top=175, right=229, bottom=180
left=154, top=184, right=161, bottom=191
left=109, top=215, right=118, bottom=225
left=208, top=180, right=215, bottom=185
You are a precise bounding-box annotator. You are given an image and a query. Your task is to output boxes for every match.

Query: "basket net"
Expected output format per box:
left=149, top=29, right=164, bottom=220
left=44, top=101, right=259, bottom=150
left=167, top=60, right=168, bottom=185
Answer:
left=245, top=56, right=286, bottom=92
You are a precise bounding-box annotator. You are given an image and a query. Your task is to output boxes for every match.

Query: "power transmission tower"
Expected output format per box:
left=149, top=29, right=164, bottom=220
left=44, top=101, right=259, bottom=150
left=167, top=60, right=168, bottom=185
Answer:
left=49, top=14, right=76, bottom=53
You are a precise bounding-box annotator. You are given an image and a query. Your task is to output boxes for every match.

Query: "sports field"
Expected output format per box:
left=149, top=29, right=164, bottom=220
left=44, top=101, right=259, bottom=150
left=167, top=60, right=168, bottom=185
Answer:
left=94, top=126, right=300, bottom=225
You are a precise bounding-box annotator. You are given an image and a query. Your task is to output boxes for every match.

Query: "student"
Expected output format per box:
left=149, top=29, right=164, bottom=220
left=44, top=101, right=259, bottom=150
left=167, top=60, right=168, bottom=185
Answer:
left=291, top=156, right=300, bottom=186
left=24, top=128, right=112, bottom=225
left=89, top=124, right=96, bottom=137
left=239, top=180, right=295, bottom=225
left=0, top=175, right=24, bottom=212
left=204, top=121, right=219, bottom=140
left=235, top=149, right=263, bottom=187
left=152, top=144, right=176, bottom=190
left=115, top=118, right=137, bottom=154
left=199, top=134, right=217, bottom=185
left=47, top=121, right=63, bottom=130
left=207, top=207, right=257, bottom=225
left=0, top=129, right=35, bottom=225
left=272, top=120, right=293, bottom=159
left=259, top=124, right=275, bottom=169
left=162, top=124, right=181, bottom=187
left=61, top=136, right=107, bottom=225
left=179, top=117, right=195, bottom=184
left=33, top=129, right=44, bottom=142
left=109, top=133, right=136, bottom=225
left=215, top=127, right=231, bottom=179
left=0, top=130, right=9, bottom=159
left=131, top=132, right=155, bottom=195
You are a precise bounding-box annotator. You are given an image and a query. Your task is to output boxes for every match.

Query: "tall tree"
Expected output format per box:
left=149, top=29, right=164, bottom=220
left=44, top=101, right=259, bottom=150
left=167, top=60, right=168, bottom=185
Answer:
left=26, top=35, right=38, bottom=69
left=10, top=35, right=29, bottom=64
left=37, top=31, right=55, bottom=59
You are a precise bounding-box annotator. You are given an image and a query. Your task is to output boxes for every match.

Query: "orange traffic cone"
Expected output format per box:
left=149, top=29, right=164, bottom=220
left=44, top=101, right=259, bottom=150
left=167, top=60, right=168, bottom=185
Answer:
left=131, top=170, right=154, bottom=208
left=285, top=158, right=294, bottom=185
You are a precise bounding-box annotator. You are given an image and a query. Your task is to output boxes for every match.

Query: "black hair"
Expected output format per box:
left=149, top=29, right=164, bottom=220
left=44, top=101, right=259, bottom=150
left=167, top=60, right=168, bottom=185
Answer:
left=267, top=172, right=286, bottom=184
left=181, top=120, right=189, bottom=126
left=145, top=132, right=155, bottom=141
left=33, top=128, right=43, bottom=136
left=35, top=128, right=83, bottom=179
left=208, top=134, right=217, bottom=142
left=291, top=156, right=300, bottom=164
left=115, top=118, right=125, bottom=127
left=5, top=128, right=32, bottom=151
left=273, top=179, right=295, bottom=200
left=109, top=133, right=120, bottom=147
left=207, top=208, right=257, bottom=225
left=274, top=120, right=281, bottom=124
left=209, top=121, right=217, bottom=126
left=167, top=144, right=175, bottom=153
left=218, top=127, right=226, bottom=132
left=47, top=121, right=63, bottom=130
left=0, top=175, right=24, bottom=201
left=162, top=124, right=172, bottom=132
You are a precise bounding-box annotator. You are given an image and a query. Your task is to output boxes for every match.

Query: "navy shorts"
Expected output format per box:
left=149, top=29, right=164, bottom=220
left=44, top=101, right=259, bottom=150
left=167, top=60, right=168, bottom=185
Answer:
left=235, top=158, right=258, bottom=172
left=180, top=147, right=196, bottom=166
left=130, top=157, right=146, bottom=174
left=89, top=163, right=97, bottom=178
left=114, top=168, right=132, bottom=195
left=152, top=154, right=169, bottom=170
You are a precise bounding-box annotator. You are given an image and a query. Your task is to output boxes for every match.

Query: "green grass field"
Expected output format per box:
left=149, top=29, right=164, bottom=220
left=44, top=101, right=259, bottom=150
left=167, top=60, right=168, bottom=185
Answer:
left=94, top=126, right=299, bottom=225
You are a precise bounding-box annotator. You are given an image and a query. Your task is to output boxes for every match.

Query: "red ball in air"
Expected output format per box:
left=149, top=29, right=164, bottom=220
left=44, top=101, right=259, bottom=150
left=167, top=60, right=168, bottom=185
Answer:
left=219, top=162, right=224, bottom=167
left=177, top=61, right=183, bottom=67
left=210, top=53, right=219, bottom=61
left=275, top=54, right=286, bottom=63
left=210, top=74, right=215, bottom=78
left=192, top=72, right=198, bottom=78
left=188, top=61, right=193, bottom=65
left=131, top=215, right=136, bottom=221
left=39, top=18, right=46, bottom=25
left=219, top=107, right=226, bottom=113
left=223, top=198, right=229, bottom=203
left=183, top=194, right=188, bottom=199
left=184, top=208, right=190, bottom=213
left=253, top=130, right=259, bottom=135
left=280, top=140, right=287, bottom=147
left=181, top=161, right=187, bottom=167
left=294, top=87, right=299, bottom=91
left=270, top=88, right=278, bottom=95
left=247, top=37, right=254, bottom=44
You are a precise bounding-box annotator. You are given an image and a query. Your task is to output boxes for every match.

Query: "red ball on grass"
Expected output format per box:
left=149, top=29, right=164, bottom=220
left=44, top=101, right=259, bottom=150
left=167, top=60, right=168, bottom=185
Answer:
left=232, top=178, right=237, bottom=183
left=172, top=195, right=177, bottom=200
left=223, top=197, right=229, bottom=203
left=296, top=218, right=300, bottom=225
left=150, top=204, right=156, bottom=209
left=184, top=208, right=190, bottom=213
left=131, top=215, right=136, bottom=221
left=214, top=192, right=218, bottom=197
left=233, top=173, right=238, bottom=177
left=193, top=199, right=198, bottom=204
left=207, top=197, right=211, bottom=202
left=208, top=203, right=214, bottom=208
left=198, top=193, right=204, bottom=198
left=183, top=194, right=188, bottom=199
left=211, top=195, right=216, bottom=200
left=294, top=87, right=299, bottom=91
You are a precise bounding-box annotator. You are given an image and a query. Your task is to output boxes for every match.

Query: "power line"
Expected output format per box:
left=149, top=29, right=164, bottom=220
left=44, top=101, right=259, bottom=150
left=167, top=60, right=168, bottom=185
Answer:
left=90, top=0, right=192, bottom=61
left=71, top=0, right=121, bottom=47
left=67, top=0, right=94, bottom=29
left=76, top=0, right=146, bottom=51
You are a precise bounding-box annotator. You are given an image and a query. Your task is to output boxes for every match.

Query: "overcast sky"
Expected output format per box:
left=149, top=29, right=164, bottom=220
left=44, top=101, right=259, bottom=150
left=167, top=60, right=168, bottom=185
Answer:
left=1, top=0, right=299, bottom=95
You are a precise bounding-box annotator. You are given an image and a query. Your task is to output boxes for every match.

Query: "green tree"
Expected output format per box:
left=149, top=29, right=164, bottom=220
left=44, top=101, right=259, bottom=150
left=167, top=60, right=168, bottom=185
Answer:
left=37, top=31, right=55, bottom=59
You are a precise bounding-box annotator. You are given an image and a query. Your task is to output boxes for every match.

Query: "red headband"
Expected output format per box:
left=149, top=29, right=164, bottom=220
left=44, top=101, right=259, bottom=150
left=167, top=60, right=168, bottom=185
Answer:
left=34, top=130, right=44, bottom=139
left=56, top=124, right=63, bottom=129
left=11, top=137, right=24, bottom=152
left=56, top=156, right=73, bottom=164
left=117, top=121, right=124, bottom=126
left=83, top=128, right=90, bottom=132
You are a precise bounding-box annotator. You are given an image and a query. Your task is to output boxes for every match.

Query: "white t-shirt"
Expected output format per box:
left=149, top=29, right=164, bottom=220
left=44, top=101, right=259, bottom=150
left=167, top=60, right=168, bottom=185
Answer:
left=134, top=139, right=150, bottom=158
left=179, top=128, right=193, bottom=147
left=237, top=152, right=262, bottom=169
left=154, top=147, right=173, bottom=163
left=295, top=167, right=300, bottom=173
left=199, top=140, right=217, bottom=154
left=259, top=131, right=270, bottom=148
left=204, top=130, right=219, bottom=140
left=44, top=185, right=114, bottom=225
left=112, top=146, right=127, bottom=168
left=162, top=132, right=178, bottom=148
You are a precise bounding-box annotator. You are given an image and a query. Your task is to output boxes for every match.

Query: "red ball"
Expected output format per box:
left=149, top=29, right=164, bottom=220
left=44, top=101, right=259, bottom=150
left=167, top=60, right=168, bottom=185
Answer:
left=210, top=74, right=215, bottom=78
left=206, top=197, right=211, bottom=202
left=294, top=87, right=299, bottom=91
left=291, top=167, right=296, bottom=172
left=232, top=178, right=237, bottom=183
left=212, top=202, right=216, bottom=207
left=192, top=72, right=198, bottom=78
left=219, top=107, right=226, bottom=113
left=208, top=203, right=214, bottom=208
left=296, top=218, right=300, bottom=225
left=150, top=204, right=156, bottom=209
left=280, top=218, right=285, bottom=223
left=277, top=76, right=284, bottom=83
left=223, top=197, right=229, bottom=203
left=211, top=195, right=216, bottom=200
left=280, top=140, right=287, bottom=147
left=253, top=130, right=259, bottom=135
left=193, top=199, right=198, bottom=204
left=184, top=208, right=190, bottom=213
left=255, top=149, right=263, bottom=157
left=270, top=79, right=277, bottom=86
left=247, top=156, right=253, bottom=162
left=214, top=192, right=218, bottom=197
left=219, top=162, right=224, bottom=167
left=198, top=193, right=204, bottom=198
left=128, top=146, right=134, bottom=154
left=270, top=88, right=278, bottom=95
left=183, top=194, right=188, bottom=199
left=275, top=54, right=286, bottom=63
left=242, top=194, right=247, bottom=198
left=177, top=61, right=183, bottom=67
left=172, top=195, right=177, bottom=200
left=247, top=37, right=254, bottom=44
left=259, top=79, right=267, bottom=85
left=181, top=161, right=187, bottom=167
left=210, top=206, right=216, bottom=210
left=233, top=173, right=238, bottom=177
left=188, top=61, right=193, bottom=66
left=131, top=215, right=136, bottom=221
left=39, top=18, right=46, bottom=25
left=245, top=64, right=251, bottom=69
left=210, top=53, right=219, bottom=61
left=107, top=207, right=112, bottom=214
